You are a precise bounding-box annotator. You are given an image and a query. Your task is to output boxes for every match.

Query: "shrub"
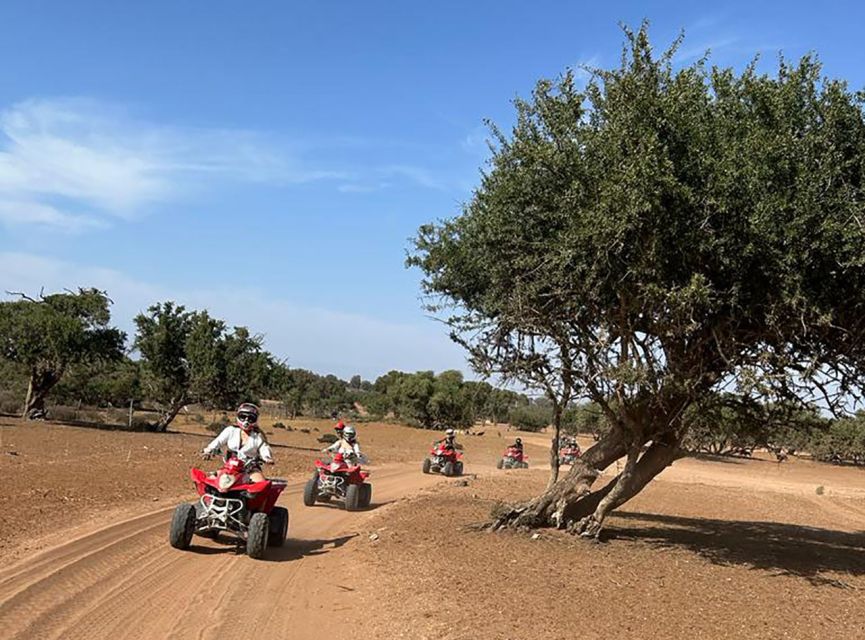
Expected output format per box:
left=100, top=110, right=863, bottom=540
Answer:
left=508, top=405, right=551, bottom=432
left=206, top=421, right=225, bottom=434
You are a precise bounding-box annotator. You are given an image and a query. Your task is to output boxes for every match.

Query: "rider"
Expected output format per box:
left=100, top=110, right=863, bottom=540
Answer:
left=323, top=424, right=368, bottom=464
left=334, top=419, right=345, bottom=438
left=436, top=428, right=458, bottom=451
left=511, top=437, right=524, bottom=452
left=201, top=403, right=274, bottom=482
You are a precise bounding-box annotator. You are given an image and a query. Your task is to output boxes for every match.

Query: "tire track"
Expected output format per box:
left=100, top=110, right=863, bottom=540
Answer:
left=0, top=464, right=443, bottom=640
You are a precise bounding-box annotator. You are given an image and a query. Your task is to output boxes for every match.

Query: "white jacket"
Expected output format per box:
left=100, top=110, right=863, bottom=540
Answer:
left=204, top=426, right=273, bottom=463
left=324, top=438, right=368, bottom=464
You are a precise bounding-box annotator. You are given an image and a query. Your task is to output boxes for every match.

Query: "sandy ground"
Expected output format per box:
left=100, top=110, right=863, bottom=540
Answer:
left=1, top=416, right=864, bottom=639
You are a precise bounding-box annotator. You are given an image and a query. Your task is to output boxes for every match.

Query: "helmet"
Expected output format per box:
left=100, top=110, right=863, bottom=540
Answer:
left=343, top=425, right=357, bottom=442
left=445, top=428, right=455, bottom=438
left=236, top=403, right=259, bottom=432
left=335, top=420, right=345, bottom=433
left=515, top=437, right=522, bottom=444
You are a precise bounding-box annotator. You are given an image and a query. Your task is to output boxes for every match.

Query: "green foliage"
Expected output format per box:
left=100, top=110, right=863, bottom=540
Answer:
left=0, top=288, right=125, bottom=416
left=508, top=403, right=551, bottom=431
left=410, top=23, right=865, bottom=463
left=562, top=402, right=606, bottom=437
left=364, top=370, right=529, bottom=428
left=53, top=358, right=141, bottom=407
left=810, top=413, right=865, bottom=464
left=134, top=302, right=275, bottom=429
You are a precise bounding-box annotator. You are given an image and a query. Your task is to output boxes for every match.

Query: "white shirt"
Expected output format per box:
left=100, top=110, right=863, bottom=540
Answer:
left=324, top=438, right=368, bottom=464
left=204, top=426, right=273, bottom=462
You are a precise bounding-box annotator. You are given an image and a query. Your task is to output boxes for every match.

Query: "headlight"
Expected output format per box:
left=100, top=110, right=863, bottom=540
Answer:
left=218, top=474, right=236, bottom=491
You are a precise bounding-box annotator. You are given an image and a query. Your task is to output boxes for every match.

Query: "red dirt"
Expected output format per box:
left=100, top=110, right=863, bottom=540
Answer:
left=2, top=416, right=864, bottom=639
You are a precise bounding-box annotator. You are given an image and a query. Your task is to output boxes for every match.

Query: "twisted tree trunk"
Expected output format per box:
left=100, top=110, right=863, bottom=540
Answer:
left=491, top=427, right=684, bottom=537
left=570, top=431, right=683, bottom=536
left=153, top=400, right=186, bottom=432
left=23, top=367, right=63, bottom=420
left=491, top=425, right=627, bottom=529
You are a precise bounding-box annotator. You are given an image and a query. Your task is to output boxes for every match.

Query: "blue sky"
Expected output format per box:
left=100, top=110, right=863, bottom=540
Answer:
left=1, top=1, right=863, bottom=379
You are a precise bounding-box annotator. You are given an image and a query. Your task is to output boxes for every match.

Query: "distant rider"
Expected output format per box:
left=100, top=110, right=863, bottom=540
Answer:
left=436, top=428, right=458, bottom=451
left=511, top=437, right=523, bottom=452
left=201, top=403, right=274, bottom=482
left=323, top=424, right=368, bottom=464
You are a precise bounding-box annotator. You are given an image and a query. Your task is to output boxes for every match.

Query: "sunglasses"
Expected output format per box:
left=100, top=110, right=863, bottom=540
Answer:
left=238, top=413, right=258, bottom=423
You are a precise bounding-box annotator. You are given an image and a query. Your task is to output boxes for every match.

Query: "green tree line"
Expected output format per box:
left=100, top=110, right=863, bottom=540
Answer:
left=0, top=289, right=531, bottom=431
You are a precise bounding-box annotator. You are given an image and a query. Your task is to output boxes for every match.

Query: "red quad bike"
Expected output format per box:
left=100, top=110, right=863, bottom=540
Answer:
left=559, top=443, right=582, bottom=466
left=169, top=455, right=289, bottom=559
left=497, top=446, right=528, bottom=470
left=422, top=442, right=464, bottom=476
left=303, top=453, right=372, bottom=511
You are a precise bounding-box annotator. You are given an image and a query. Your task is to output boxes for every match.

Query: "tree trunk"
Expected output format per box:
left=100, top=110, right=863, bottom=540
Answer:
left=570, top=432, right=683, bottom=537
left=491, top=425, right=627, bottom=529
left=491, top=426, right=683, bottom=536
left=23, top=368, right=61, bottom=420
left=154, top=401, right=185, bottom=432
left=548, top=404, right=562, bottom=489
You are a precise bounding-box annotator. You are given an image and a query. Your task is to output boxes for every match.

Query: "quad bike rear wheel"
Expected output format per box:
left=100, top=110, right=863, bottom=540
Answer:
left=303, top=478, right=318, bottom=506
left=359, top=483, right=372, bottom=508
left=345, top=484, right=362, bottom=511
left=268, top=507, right=289, bottom=547
left=169, top=503, right=196, bottom=550
left=442, top=461, right=455, bottom=477
left=247, top=512, right=270, bottom=559
left=455, top=461, right=464, bottom=476
left=422, top=458, right=431, bottom=474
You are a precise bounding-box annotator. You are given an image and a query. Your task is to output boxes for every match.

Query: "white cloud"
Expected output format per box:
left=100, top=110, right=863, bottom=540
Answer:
left=0, top=98, right=342, bottom=232
left=0, top=252, right=469, bottom=380
left=0, top=201, right=104, bottom=232
left=379, top=164, right=447, bottom=190
left=673, top=37, right=740, bottom=64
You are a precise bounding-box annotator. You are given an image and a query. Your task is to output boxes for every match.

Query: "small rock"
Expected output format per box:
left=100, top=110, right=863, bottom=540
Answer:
left=369, top=533, right=380, bottom=541
left=455, top=479, right=469, bottom=487
left=152, top=497, right=159, bottom=502
left=531, top=533, right=541, bottom=540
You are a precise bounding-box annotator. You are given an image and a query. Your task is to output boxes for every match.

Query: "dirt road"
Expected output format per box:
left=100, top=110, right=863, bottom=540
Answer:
left=0, top=463, right=442, bottom=640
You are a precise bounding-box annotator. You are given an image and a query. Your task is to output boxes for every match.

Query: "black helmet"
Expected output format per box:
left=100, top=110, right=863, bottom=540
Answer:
left=515, top=437, right=522, bottom=444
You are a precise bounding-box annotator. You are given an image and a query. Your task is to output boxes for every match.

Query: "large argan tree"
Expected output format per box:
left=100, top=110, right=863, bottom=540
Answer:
left=0, top=289, right=125, bottom=418
left=409, top=25, right=865, bottom=536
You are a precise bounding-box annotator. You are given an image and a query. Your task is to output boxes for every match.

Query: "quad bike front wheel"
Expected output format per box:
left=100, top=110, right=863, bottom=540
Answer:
left=455, top=461, right=464, bottom=476
left=360, top=483, right=372, bottom=508
left=345, top=484, right=362, bottom=511
left=303, top=478, right=318, bottom=507
left=496, top=459, right=504, bottom=470
left=268, top=507, right=289, bottom=547
left=247, top=512, right=270, bottom=559
left=442, top=461, right=455, bottom=477
left=422, top=458, right=431, bottom=474
left=169, top=503, right=196, bottom=550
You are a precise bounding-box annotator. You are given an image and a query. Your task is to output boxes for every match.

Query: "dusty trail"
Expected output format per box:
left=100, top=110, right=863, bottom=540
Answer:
left=0, top=463, right=442, bottom=640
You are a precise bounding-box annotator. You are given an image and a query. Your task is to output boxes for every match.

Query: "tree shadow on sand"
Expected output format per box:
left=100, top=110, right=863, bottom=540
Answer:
left=607, top=511, right=865, bottom=588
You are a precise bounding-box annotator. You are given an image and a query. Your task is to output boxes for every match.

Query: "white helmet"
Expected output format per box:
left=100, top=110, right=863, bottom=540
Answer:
left=343, top=425, right=357, bottom=442
left=445, top=428, right=455, bottom=437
